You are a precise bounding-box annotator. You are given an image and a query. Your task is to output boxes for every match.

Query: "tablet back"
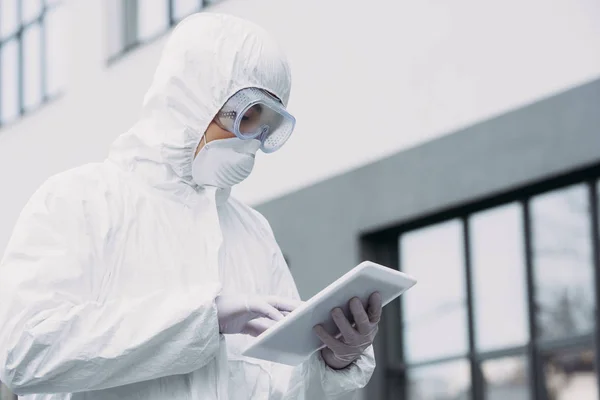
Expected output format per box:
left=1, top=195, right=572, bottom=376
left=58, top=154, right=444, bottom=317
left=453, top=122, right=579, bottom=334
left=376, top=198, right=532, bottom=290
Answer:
left=241, top=261, right=417, bottom=366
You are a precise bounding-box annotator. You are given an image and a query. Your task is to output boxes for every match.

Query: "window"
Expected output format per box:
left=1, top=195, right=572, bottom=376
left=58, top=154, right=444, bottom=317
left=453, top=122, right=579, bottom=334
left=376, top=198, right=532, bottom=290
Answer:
left=482, top=356, right=530, bottom=400
left=375, top=171, right=600, bottom=400
left=400, top=219, right=468, bottom=364
left=542, top=347, right=597, bottom=399
left=0, top=0, right=65, bottom=127
left=107, top=0, right=221, bottom=60
left=531, top=184, right=595, bottom=341
left=470, top=203, right=529, bottom=352
left=406, top=359, right=471, bottom=400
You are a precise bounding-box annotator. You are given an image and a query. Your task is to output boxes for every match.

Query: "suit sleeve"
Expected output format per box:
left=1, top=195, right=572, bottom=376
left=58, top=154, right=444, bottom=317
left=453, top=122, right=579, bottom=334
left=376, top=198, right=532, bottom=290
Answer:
left=0, top=179, right=222, bottom=395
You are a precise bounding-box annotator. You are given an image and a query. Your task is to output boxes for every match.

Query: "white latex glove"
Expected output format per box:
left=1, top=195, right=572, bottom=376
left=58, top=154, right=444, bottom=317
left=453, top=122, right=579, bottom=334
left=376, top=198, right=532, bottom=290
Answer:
left=313, top=292, right=382, bottom=369
left=216, top=295, right=301, bottom=336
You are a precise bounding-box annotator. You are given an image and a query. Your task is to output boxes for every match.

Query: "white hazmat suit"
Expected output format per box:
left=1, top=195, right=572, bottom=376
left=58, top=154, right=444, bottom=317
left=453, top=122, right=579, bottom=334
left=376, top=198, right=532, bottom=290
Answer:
left=0, top=13, right=375, bottom=400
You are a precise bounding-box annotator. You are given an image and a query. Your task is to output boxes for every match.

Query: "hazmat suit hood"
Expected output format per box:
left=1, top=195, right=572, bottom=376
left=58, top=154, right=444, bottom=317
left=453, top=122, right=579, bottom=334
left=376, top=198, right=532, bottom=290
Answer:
left=108, top=13, right=292, bottom=202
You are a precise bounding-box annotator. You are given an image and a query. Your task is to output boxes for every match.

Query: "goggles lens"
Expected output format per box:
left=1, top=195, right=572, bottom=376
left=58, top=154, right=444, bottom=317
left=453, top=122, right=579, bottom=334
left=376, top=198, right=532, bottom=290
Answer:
left=216, top=88, right=295, bottom=153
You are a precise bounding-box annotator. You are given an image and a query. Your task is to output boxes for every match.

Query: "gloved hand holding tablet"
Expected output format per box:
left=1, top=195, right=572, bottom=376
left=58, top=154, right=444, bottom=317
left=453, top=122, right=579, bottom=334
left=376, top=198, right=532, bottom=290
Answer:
left=242, top=261, right=417, bottom=366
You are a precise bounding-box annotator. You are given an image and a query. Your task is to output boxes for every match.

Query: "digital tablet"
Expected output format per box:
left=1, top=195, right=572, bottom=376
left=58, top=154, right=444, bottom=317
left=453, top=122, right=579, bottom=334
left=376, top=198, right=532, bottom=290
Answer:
left=241, top=261, right=417, bottom=366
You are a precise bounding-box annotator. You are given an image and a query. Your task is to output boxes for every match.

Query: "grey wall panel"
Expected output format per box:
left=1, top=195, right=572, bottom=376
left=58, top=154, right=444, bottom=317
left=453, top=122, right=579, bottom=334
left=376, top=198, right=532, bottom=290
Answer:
left=257, top=78, right=600, bottom=300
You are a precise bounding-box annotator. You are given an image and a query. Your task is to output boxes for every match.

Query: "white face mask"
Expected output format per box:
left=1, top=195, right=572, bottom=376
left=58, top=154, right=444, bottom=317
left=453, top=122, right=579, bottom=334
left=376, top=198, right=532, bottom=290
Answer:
left=192, top=137, right=261, bottom=189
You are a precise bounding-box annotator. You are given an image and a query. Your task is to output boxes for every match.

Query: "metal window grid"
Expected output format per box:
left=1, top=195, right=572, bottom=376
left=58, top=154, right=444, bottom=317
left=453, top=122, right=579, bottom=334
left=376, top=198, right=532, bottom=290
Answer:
left=362, top=163, right=600, bottom=400
left=0, top=0, right=61, bottom=129
left=107, top=0, right=216, bottom=65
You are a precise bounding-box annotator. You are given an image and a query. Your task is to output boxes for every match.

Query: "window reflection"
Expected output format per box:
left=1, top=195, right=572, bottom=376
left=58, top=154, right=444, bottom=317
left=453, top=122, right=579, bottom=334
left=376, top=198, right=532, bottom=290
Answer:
left=23, top=23, right=42, bottom=110
left=173, top=0, right=202, bottom=20
left=108, top=1, right=223, bottom=58
left=531, top=184, right=595, bottom=340
left=105, top=0, right=125, bottom=57
left=136, top=0, right=170, bottom=41
left=470, top=204, right=529, bottom=351
left=543, top=348, right=597, bottom=400
left=406, top=359, right=471, bottom=400
left=482, top=356, right=530, bottom=400
left=401, top=220, right=468, bottom=363
left=22, top=0, right=43, bottom=24
left=0, top=39, right=19, bottom=123
left=0, top=0, right=18, bottom=39
left=45, top=5, right=68, bottom=95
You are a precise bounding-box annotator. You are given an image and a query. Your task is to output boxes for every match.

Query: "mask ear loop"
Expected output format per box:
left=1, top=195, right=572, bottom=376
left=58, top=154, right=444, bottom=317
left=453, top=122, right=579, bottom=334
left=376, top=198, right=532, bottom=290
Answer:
left=193, top=132, right=208, bottom=163
left=201, top=118, right=215, bottom=149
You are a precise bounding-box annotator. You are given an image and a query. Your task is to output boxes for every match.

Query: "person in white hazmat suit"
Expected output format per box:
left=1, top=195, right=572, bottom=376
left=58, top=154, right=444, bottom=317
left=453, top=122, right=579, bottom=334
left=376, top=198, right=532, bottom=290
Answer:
left=0, top=13, right=381, bottom=400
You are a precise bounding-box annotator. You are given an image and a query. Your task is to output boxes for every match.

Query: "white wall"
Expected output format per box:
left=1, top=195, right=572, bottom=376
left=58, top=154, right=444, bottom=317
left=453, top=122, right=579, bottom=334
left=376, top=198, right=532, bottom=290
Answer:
left=1, top=0, right=600, bottom=253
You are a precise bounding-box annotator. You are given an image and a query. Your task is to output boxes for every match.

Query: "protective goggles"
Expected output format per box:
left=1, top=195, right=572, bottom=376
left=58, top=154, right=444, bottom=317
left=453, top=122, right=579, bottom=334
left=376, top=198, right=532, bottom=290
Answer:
left=215, top=88, right=296, bottom=153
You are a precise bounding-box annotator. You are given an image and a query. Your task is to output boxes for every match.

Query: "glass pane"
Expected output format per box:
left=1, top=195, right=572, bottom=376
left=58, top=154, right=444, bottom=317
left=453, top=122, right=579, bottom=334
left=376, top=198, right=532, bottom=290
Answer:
left=106, top=0, right=124, bottom=57
left=0, top=0, right=19, bottom=39
left=471, top=203, right=529, bottom=351
left=401, top=220, right=468, bottom=363
left=137, top=1, right=169, bottom=41
left=543, top=348, right=597, bottom=400
left=45, top=6, right=68, bottom=95
left=22, top=0, right=43, bottom=24
left=22, top=23, right=42, bottom=110
left=531, top=185, right=595, bottom=341
left=1, top=38, right=19, bottom=123
left=406, top=359, right=471, bottom=400
left=482, top=356, right=530, bottom=400
left=173, top=0, right=200, bottom=20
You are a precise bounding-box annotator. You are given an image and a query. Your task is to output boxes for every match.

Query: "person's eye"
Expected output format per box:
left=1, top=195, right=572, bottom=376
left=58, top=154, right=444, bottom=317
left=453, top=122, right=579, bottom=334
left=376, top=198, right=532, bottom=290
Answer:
left=242, top=112, right=255, bottom=122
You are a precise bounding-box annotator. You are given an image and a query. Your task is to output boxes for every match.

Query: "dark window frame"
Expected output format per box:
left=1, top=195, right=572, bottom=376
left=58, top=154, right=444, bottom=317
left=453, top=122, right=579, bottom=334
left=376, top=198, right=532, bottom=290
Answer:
left=0, top=0, right=62, bottom=129
left=107, top=0, right=221, bottom=65
left=361, top=163, right=600, bottom=400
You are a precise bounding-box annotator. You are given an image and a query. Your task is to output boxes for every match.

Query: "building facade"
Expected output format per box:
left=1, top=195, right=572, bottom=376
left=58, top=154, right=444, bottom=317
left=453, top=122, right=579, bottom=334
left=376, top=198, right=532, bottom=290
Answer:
left=256, top=78, right=600, bottom=399
left=1, top=0, right=600, bottom=399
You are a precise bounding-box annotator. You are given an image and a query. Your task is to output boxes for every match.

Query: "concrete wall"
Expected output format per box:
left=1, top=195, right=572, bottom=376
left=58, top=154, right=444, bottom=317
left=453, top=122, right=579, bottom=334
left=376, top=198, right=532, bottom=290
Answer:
left=2, top=0, right=600, bottom=256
